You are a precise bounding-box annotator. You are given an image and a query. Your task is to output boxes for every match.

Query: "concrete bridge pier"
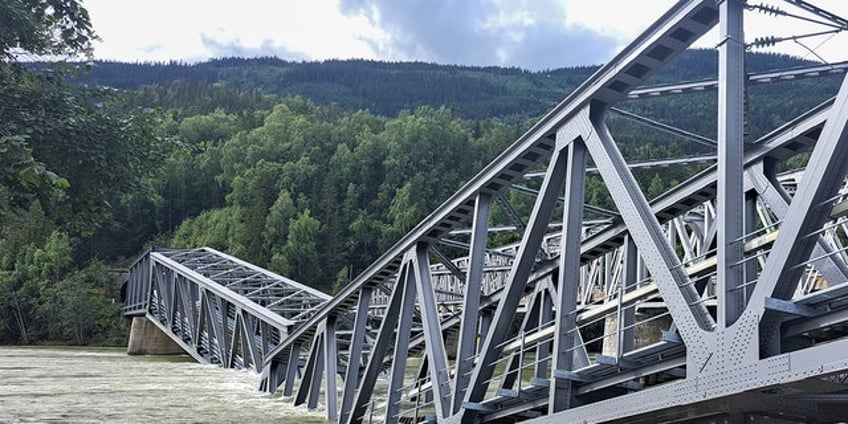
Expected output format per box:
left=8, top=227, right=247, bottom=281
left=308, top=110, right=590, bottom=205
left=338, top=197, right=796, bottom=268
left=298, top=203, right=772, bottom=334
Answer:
left=127, top=316, right=185, bottom=355
left=601, top=312, right=672, bottom=356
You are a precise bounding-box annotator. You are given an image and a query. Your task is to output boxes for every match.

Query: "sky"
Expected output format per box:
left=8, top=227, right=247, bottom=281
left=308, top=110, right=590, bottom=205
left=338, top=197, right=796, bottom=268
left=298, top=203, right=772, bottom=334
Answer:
left=83, top=0, right=848, bottom=70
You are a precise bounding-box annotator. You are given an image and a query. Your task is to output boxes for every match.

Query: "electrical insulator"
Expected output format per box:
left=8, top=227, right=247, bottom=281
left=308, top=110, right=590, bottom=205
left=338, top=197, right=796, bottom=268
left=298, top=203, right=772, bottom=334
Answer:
left=748, top=3, right=786, bottom=17
left=751, top=36, right=779, bottom=48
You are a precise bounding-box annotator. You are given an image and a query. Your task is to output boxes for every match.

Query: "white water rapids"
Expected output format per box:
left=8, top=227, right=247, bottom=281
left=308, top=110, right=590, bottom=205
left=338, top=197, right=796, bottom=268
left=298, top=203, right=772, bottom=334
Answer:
left=0, top=346, right=330, bottom=423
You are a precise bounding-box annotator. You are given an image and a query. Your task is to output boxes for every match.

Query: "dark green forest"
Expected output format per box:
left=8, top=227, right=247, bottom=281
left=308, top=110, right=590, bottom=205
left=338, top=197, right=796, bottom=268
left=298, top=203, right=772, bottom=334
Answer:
left=73, top=50, right=827, bottom=122
left=1, top=0, right=842, bottom=346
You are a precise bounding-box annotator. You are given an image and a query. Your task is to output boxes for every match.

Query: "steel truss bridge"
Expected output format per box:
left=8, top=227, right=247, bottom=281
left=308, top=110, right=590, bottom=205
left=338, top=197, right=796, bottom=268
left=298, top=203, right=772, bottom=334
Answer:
left=123, top=1, right=848, bottom=422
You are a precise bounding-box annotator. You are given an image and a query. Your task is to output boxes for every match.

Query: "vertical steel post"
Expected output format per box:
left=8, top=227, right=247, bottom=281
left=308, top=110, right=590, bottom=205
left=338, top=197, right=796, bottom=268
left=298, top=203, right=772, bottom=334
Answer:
left=743, top=192, right=758, bottom=302
left=478, top=312, right=492, bottom=354
left=167, top=271, right=178, bottom=328
left=216, top=296, right=230, bottom=364
left=620, top=237, right=637, bottom=356
left=145, top=255, right=154, bottom=313
left=227, top=312, right=242, bottom=368
left=260, top=322, right=270, bottom=362
left=385, top=265, right=416, bottom=424
left=307, top=333, right=325, bottom=410
left=283, top=342, right=301, bottom=396
left=535, top=289, right=553, bottom=378
left=549, top=136, right=587, bottom=414
left=501, top=291, right=542, bottom=392
left=195, top=290, right=208, bottom=352
left=242, top=313, right=261, bottom=372
left=415, top=355, right=434, bottom=404
left=411, top=243, right=452, bottom=419
left=295, top=330, right=323, bottom=407
left=716, top=0, right=746, bottom=328
left=339, top=287, right=372, bottom=424
left=452, top=192, right=491, bottom=414
left=324, top=314, right=339, bottom=420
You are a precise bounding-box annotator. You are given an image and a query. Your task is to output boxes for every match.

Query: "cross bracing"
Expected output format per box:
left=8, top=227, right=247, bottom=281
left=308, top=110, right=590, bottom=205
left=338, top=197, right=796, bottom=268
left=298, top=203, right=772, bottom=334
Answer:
left=154, top=248, right=329, bottom=323
left=123, top=1, right=848, bottom=422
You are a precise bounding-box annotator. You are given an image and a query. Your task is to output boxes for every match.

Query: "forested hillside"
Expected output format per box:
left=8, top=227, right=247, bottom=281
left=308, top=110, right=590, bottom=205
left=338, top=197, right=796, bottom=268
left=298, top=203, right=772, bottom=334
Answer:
left=2, top=1, right=843, bottom=346
left=73, top=50, right=824, bottom=120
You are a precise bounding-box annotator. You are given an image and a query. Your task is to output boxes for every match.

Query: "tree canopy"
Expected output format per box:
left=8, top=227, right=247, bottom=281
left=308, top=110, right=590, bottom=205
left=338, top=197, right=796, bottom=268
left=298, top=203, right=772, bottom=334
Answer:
left=0, top=0, right=96, bottom=60
left=0, top=0, right=162, bottom=345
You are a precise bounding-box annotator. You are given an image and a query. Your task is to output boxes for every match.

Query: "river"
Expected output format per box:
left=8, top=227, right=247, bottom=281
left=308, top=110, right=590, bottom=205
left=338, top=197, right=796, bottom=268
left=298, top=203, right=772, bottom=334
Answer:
left=0, top=346, right=329, bottom=423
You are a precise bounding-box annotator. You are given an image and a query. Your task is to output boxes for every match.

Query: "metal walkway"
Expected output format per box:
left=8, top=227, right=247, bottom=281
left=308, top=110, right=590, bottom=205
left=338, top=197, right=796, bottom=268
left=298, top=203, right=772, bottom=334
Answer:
left=123, top=1, right=848, bottom=422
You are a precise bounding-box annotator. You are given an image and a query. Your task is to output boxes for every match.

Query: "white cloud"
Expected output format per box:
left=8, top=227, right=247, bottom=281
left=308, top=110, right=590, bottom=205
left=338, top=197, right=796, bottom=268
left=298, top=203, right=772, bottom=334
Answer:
left=84, top=0, right=205, bottom=62
left=83, top=0, right=848, bottom=67
left=84, top=0, right=388, bottom=62
left=563, top=1, right=676, bottom=42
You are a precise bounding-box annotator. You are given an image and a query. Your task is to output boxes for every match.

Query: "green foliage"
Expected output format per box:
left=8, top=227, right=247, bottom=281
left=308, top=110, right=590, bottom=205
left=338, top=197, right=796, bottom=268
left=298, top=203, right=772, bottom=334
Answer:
left=0, top=134, right=64, bottom=211
left=379, top=107, right=474, bottom=242
left=0, top=228, right=71, bottom=344
left=1, top=65, right=170, bottom=236
left=171, top=207, right=246, bottom=255
left=0, top=0, right=161, bottom=345
left=264, top=190, right=295, bottom=254
left=178, top=109, right=243, bottom=145
left=0, top=0, right=96, bottom=60
left=278, top=209, right=322, bottom=284
left=39, top=262, right=125, bottom=345
left=332, top=267, right=350, bottom=295
left=0, top=226, right=121, bottom=345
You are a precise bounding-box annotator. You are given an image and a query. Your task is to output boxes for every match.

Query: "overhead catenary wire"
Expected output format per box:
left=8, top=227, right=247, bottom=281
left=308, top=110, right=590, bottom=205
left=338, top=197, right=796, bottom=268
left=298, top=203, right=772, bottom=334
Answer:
left=748, top=2, right=846, bottom=29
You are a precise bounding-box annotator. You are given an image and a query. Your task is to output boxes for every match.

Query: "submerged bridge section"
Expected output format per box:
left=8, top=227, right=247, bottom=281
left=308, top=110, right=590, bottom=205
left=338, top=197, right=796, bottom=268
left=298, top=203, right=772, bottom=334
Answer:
left=123, top=1, right=848, bottom=422
left=123, top=247, right=330, bottom=371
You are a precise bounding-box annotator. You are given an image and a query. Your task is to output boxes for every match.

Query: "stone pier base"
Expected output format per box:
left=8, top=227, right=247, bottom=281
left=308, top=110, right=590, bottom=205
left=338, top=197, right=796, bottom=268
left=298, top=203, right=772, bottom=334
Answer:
left=602, top=312, right=673, bottom=356
left=444, top=329, right=459, bottom=360
left=127, top=316, right=185, bottom=355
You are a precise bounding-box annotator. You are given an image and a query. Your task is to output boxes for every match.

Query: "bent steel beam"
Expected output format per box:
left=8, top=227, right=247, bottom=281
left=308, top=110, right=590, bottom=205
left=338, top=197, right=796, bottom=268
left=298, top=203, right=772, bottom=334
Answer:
left=124, top=247, right=330, bottom=374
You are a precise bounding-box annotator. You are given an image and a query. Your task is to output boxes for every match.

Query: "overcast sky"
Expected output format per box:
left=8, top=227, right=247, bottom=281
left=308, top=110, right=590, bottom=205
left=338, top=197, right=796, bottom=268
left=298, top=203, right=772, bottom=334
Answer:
left=83, top=0, right=848, bottom=70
